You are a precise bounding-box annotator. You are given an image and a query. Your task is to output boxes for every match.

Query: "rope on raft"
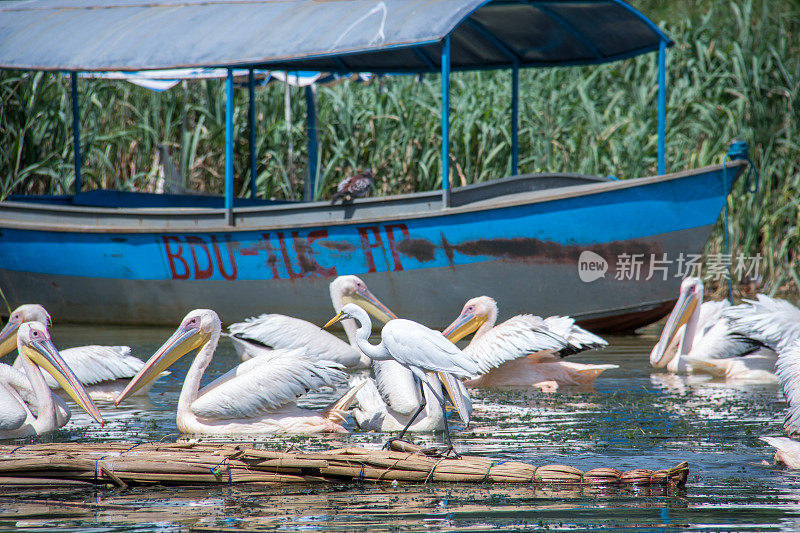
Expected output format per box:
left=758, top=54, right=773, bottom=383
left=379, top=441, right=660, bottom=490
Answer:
left=0, top=441, right=689, bottom=489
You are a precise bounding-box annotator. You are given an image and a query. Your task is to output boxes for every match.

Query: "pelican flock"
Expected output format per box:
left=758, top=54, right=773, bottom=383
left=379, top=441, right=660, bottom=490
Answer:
left=11, top=269, right=800, bottom=475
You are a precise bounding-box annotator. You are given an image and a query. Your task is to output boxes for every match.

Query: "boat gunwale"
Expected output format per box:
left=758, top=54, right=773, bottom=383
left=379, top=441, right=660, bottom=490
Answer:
left=0, top=161, right=746, bottom=234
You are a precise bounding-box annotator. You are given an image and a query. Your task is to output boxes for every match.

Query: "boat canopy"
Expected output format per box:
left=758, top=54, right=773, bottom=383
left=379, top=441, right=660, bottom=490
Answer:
left=0, top=0, right=672, bottom=220
left=0, top=1, right=670, bottom=72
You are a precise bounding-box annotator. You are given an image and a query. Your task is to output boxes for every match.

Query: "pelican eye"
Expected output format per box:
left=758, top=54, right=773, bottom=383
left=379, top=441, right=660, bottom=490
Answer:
left=30, top=330, right=41, bottom=338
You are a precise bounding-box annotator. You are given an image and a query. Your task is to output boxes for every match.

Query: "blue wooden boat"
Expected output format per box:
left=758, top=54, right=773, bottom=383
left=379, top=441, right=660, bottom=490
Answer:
left=0, top=1, right=746, bottom=330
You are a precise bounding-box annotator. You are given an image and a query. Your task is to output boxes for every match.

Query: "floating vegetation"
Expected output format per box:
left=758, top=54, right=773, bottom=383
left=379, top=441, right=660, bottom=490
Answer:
left=0, top=441, right=688, bottom=488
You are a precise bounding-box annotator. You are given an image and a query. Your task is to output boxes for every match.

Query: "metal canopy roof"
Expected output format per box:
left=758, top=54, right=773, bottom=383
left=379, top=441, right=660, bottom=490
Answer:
left=0, top=0, right=671, bottom=73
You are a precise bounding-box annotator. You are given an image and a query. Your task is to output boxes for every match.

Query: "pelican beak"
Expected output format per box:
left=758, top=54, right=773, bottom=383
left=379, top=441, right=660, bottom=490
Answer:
left=438, top=372, right=470, bottom=427
left=651, top=289, right=699, bottom=367
left=115, top=324, right=207, bottom=405
left=342, top=287, right=397, bottom=323
left=0, top=317, right=21, bottom=357
left=323, top=311, right=346, bottom=329
left=442, top=311, right=487, bottom=343
left=21, top=338, right=104, bottom=426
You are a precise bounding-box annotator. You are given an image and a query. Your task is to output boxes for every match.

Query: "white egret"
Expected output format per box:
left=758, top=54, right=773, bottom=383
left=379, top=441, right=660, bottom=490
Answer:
left=0, top=321, right=104, bottom=438
left=115, top=309, right=363, bottom=435
left=227, top=275, right=397, bottom=368
left=442, top=296, right=614, bottom=391
left=325, top=303, right=478, bottom=451
left=650, top=278, right=777, bottom=381
left=0, top=304, right=161, bottom=400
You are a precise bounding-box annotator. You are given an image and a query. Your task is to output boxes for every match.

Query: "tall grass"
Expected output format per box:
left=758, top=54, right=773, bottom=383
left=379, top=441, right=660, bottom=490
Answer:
left=1, top=0, right=798, bottom=293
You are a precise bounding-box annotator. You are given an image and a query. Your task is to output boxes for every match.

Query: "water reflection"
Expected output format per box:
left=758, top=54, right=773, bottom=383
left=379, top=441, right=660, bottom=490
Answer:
left=0, top=325, right=798, bottom=531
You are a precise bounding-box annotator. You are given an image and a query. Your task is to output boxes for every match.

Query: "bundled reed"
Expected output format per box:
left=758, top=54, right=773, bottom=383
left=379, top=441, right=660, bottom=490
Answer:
left=0, top=442, right=688, bottom=489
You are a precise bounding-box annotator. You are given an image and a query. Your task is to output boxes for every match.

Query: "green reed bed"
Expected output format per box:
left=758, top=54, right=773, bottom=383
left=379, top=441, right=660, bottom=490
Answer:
left=0, top=0, right=798, bottom=292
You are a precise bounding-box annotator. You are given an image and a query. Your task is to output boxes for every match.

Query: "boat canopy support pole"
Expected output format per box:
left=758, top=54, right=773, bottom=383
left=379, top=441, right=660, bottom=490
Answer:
left=657, top=40, right=666, bottom=175
left=511, top=65, right=519, bottom=176
left=248, top=69, right=257, bottom=199
left=225, top=69, right=234, bottom=225
left=441, top=35, right=451, bottom=208
left=70, top=71, right=81, bottom=195
left=305, top=85, right=318, bottom=202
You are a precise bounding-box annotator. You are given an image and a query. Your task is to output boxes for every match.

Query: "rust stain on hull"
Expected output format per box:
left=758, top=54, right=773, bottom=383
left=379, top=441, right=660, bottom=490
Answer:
left=450, top=237, right=661, bottom=265
left=397, top=238, right=436, bottom=262
left=317, top=240, right=355, bottom=252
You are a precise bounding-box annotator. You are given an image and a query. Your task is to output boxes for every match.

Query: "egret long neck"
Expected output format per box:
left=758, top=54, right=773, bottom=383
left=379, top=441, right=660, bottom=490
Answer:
left=178, top=332, right=219, bottom=418
left=352, top=311, right=392, bottom=362
left=20, top=356, right=57, bottom=432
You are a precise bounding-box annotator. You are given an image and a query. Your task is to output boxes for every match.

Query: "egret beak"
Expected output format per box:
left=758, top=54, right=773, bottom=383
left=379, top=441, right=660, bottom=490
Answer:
left=438, top=372, right=470, bottom=427
left=323, top=311, right=346, bottom=329
left=442, top=311, right=487, bottom=343
left=0, top=317, right=21, bottom=357
left=21, top=338, right=104, bottom=426
left=115, top=324, right=207, bottom=405
left=651, top=289, right=699, bottom=367
left=342, top=287, right=397, bottom=323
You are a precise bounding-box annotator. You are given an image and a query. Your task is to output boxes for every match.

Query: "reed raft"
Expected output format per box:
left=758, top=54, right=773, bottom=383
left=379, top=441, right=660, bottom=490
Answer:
left=0, top=442, right=688, bottom=488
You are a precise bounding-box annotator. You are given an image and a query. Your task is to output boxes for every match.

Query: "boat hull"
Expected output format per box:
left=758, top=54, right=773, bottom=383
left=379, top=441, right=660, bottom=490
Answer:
left=0, top=163, right=745, bottom=330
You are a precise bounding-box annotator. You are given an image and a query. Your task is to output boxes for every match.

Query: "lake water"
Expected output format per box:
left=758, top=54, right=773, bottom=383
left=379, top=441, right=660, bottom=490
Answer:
left=1, top=323, right=799, bottom=532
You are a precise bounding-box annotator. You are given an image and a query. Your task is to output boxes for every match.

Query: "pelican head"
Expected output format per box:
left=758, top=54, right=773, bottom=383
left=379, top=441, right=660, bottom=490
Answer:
left=650, top=277, right=703, bottom=367
left=330, top=275, right=397, bottom=323
left=441, top=296, right=496, bottom=342
left=115, top=309, right=219, bottom=405
left=0, top=304, right=51, bottom=357
left=18, top=321, right=104, bottom=426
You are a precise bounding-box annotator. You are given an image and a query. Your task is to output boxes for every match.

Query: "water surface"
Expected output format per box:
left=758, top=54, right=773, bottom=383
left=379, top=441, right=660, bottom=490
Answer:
left=1, top=323, right=799, bottom=532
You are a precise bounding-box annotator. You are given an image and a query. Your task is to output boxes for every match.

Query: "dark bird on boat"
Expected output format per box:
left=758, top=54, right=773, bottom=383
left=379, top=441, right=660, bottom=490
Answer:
left=331, top=169, right=373, bottom=205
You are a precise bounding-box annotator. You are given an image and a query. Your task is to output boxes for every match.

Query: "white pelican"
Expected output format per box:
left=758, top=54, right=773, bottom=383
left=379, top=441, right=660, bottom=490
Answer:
left=325, top=303, right=478, bottom=450
left=441, top=296, right=614, bottom=391
left=650, top=278, right=777, bottom=381
left=227, top=275, right=397, bottom=368
left=0, top=304, right=160, bottom=400
left=0, top=321, right=104, bottom=438
left=115, top=309, right=363, bottom=434
left=760, top=339, right=800, bottom=468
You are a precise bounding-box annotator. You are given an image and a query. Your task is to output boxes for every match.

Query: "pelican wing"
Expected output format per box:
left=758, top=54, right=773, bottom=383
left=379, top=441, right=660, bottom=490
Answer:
left=0, top=384, right=28, bottom=430
left=541, top=315, right=608, bottom=354
left=697, top=300, right=730, bottom=335
left=464, top=316, right=570, bottom=374
left=228, top=314, right=361, bottom=366
left=191, top=356, right=348, bottom=420
left=198, top=348, right=307, bottom=396
left=383, top=320, right=479, bottom=378
left=0, top=365, right=31, bottom=430
left=686, top=319, right=763, bottom=360
left=774, top=341, right=800, bottom=435
left=726, top=294, right=800, bottom=354
left=373, top=359, right=421, bottom=416
left=0, top=364, right=70, bottom=425
left=14, top=345, right=141, bottom=388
